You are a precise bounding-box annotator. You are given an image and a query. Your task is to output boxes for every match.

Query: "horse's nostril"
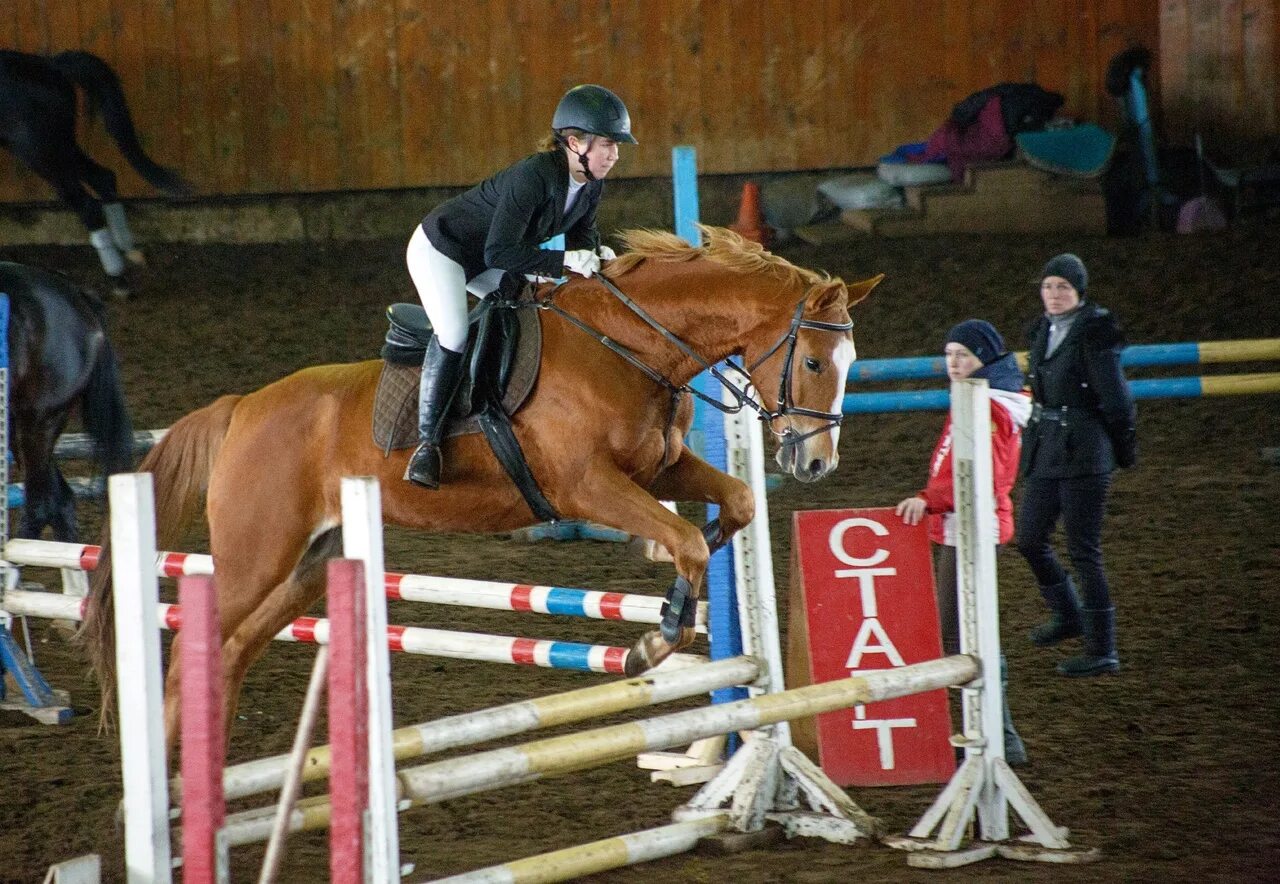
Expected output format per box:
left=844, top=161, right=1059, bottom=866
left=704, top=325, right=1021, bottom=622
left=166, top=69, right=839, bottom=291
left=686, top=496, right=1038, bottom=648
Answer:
left=807, top=459, right=825, bottom=475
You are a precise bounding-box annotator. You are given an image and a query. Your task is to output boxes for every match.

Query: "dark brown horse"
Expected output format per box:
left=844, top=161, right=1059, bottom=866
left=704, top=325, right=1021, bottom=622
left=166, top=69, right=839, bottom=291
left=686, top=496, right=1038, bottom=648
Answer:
left=81, top=226, right=880, bottom=746
left=2, top=261, right=133, bottom=541
left=0, top=50, right=190, bottom=294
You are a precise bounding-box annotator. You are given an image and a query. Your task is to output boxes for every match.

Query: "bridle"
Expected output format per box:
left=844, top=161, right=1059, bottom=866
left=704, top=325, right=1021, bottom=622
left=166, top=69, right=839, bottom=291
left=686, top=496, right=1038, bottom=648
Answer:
left=535, top=275, right=853, bottom=447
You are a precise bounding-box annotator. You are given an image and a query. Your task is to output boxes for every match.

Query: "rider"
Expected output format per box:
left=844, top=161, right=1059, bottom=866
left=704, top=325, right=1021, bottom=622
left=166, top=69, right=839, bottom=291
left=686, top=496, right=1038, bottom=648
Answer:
left=403, top=84, right=637, bottom=488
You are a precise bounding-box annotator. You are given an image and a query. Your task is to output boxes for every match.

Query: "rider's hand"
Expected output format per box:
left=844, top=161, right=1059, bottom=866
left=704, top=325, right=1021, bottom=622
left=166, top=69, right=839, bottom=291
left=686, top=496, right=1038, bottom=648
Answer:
left=597, top=245, right=617, bottom=261
left=894, top=496, right=927, bottom=526
left=564, top=249, right=601, bottom=278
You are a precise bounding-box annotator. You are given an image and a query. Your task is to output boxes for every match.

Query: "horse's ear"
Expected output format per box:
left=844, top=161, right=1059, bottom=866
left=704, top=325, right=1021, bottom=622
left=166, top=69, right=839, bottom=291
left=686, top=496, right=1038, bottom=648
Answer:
left=845, top=273, right=884, bottom=307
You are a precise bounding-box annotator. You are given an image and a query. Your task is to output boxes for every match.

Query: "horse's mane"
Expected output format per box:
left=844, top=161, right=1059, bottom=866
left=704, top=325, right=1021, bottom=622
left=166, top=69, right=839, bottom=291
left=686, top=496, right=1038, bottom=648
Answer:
left=605, top=225, right=846, bottom=294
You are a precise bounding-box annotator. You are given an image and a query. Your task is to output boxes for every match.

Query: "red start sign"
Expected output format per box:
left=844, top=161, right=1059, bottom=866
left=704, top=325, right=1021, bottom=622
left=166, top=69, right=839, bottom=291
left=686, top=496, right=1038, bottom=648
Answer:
left=789, top=507, right=955, bottom=787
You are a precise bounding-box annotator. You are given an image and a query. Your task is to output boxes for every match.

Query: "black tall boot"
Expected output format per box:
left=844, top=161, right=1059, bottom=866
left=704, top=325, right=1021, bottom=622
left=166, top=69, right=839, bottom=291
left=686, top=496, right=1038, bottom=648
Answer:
left=1057, top=607, right=1120, bottom=677
left=1029, top=577, right=1083, bottom=647
left=404, top=338, right=465, bottom=489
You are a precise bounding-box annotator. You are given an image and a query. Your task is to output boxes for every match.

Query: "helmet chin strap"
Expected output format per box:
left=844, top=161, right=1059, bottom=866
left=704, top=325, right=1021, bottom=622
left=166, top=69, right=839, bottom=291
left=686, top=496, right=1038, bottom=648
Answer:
left=558, top=132, right=596, bottom=181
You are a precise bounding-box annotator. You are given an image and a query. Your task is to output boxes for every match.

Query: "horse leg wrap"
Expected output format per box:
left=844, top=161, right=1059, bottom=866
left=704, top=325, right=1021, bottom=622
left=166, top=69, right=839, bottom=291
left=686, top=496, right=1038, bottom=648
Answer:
left=89, top=228, right=125, bottom=277
left=102, top=203, right=136, bottom=253
left=659, top=576, right=697, bottom=643
left=701, top=518, right=725, bottom=554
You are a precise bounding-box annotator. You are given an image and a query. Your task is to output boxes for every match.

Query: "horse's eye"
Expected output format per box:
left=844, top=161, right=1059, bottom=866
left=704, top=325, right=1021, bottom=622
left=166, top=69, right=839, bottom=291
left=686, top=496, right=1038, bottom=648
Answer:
left=804, top=357, right=822, bottom=372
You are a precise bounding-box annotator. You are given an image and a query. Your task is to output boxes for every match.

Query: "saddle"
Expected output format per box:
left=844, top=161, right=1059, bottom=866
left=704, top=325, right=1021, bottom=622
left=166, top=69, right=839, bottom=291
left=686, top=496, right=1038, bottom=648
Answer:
left=372, top=280, right=559, bottom=522
left=373, top=290, right=541, bottom=451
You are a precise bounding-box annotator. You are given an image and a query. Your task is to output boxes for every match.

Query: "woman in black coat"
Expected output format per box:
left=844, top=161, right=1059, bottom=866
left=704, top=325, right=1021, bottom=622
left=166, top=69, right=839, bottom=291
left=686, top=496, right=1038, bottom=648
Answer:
left=1016, top=253, right=1137, bottom=677
left=403, top=84, right=636, bottom=488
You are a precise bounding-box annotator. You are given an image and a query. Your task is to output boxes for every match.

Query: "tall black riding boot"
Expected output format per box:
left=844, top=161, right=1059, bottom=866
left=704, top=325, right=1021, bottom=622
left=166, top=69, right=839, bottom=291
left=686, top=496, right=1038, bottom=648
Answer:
left=1029, top=577, right=1083, bottom=647
left=404, top=338, right=465, bottom=489
left=1057, top=607, right=1120, bottom=677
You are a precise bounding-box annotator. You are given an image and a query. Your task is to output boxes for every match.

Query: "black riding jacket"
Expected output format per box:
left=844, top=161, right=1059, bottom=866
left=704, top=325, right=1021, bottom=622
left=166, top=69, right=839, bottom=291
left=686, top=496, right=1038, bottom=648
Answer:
left=1019, top=301, right=1137, bottom=479
left=421, top=149, right=602, bottom=281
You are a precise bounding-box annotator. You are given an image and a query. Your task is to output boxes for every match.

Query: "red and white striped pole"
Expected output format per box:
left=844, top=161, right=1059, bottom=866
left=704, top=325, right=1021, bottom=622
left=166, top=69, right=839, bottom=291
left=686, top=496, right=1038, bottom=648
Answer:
left=179, top=574, right=226, bottom=883
left=328, top=558, right=370, bottom=884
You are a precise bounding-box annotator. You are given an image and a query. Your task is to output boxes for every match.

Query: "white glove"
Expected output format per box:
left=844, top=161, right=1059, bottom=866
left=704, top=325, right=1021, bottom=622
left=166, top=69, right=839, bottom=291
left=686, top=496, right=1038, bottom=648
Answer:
left=597, top=245, right=617, bottom=261
left=563, top=249, right=601, bottom=278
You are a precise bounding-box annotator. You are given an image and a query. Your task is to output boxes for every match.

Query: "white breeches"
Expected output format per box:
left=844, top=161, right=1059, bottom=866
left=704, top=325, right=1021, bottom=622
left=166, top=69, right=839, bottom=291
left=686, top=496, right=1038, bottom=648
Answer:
left=406, top=225, right=482, bottom=353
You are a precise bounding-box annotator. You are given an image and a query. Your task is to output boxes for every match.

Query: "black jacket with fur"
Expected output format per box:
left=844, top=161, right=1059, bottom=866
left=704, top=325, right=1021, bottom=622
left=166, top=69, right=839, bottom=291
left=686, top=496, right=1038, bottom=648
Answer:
left=421, top=149, right=602, bottom=280
left=1020, top=301, right=1138, bottom=478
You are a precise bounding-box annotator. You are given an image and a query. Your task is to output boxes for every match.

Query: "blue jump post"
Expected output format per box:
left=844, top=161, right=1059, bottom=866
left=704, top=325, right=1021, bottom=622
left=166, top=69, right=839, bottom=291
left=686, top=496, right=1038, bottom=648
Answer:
left=673, top=145, right=747, bottom=709
left=0, top=291, right=74, bottom=724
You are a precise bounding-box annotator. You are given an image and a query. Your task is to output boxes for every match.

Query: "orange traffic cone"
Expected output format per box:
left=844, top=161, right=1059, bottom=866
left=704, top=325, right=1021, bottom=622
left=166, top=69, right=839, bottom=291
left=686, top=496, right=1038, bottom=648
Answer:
left=730, top=181, right=771, bottom=247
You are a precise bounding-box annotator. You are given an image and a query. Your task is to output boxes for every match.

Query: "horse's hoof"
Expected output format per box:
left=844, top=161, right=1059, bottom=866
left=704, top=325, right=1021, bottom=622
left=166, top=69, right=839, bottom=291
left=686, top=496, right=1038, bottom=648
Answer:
left=125, top=249, right=147, bottom=267
left=625, top=629, right=677, bottom=676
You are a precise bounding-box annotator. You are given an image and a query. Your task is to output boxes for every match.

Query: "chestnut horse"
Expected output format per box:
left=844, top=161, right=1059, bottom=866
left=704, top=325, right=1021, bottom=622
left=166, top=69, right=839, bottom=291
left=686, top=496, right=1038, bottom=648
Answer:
left=81, top=226, right=880, bottom=744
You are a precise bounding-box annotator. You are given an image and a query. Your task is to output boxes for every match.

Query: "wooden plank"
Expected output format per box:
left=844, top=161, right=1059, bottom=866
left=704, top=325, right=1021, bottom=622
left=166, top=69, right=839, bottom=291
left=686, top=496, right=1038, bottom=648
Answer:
left=1218, top=0, right=1246, bottom=144
left=1242, top=0, right=1278, bottom=137
left=267, top=0, right=307, bottom=192
left=204, top=0, right=246, bottom=195
left=137, top=0, right=183, bottom=195
left=666, top=0, right=705, bottom=170
left=107, top=0, right=151, bottom=198
left=299, top=0, right=339, bottom=192
left=173, top=0, right=215, bottom=198
left=237, top=0, right=273, bottom=192
left=13, top=0, right=50, bottom=54
left=332, top=0, right=404, bottom=189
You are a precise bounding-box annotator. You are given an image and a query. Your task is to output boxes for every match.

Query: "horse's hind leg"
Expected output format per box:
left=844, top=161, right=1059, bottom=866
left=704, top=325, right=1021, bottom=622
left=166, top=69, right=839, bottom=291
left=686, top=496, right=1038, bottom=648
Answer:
left=161, top=527, right=341, bottom=756
left=74, top=149, right=143, bottom=266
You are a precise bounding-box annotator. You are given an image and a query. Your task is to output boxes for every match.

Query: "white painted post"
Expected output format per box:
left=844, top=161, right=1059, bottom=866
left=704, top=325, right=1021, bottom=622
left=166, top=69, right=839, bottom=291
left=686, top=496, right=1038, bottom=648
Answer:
left=109, top=473, right=173, bottom=883
left=950, top=379, right=1009, bottom=840
left=724, top=397, right=790, bottom=744
left=340, top=477, right=400, bottom=882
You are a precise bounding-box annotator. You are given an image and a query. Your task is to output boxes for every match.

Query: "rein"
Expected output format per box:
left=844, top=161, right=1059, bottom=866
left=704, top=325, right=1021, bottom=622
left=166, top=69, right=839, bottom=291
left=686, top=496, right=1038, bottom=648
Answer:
left=533, top=274, right=852, bottom=445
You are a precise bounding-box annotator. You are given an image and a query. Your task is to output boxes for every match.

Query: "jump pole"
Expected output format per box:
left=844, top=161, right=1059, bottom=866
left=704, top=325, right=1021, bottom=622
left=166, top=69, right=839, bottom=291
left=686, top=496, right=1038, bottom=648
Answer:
left=210, top=655, right=978, bottom=849
left=4, top=538, right=709, bottom=631
left=168, top=655, right=762, bottom=806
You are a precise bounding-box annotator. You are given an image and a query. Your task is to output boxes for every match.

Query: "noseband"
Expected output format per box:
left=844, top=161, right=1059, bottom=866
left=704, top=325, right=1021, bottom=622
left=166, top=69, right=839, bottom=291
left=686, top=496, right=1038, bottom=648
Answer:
left=537, top=276, right=852, bottom=445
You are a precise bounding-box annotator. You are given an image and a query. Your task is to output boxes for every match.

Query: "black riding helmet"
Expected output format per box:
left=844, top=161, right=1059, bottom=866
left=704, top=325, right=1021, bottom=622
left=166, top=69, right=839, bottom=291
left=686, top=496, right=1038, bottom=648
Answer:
left=552, top=84, right=638, bottom=144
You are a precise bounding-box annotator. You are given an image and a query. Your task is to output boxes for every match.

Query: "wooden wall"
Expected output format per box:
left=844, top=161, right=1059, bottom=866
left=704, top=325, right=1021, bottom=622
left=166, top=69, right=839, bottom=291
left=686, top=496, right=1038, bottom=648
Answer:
left=2, top=1, right=1162, bottom=203
left=1159, top=0, right=1279, bottom=148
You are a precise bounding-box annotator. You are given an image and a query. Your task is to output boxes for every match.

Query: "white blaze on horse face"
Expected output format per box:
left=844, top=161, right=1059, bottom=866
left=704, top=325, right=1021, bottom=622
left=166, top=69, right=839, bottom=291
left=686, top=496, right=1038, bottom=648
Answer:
left=825, top=336, right=856, bottom=461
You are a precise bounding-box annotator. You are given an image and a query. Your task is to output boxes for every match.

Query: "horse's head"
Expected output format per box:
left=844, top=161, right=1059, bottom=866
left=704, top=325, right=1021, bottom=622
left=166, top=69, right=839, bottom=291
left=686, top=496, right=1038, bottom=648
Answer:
left=605, top=225, right=881, bottom=482
left=744, top=273, right=881, bottom=481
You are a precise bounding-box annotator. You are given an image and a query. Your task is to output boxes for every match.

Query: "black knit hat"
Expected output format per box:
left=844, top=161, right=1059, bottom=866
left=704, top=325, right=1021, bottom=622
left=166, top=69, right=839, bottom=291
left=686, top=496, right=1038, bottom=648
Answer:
left=945, top=319, right=1007, bottom=366
left=1040, top=253, right=1088, bottom=294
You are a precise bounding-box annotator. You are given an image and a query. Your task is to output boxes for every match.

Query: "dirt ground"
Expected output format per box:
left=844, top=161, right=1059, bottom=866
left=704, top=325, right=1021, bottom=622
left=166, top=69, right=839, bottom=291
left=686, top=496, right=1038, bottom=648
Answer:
left=0, top=219, right=1277, bottom=883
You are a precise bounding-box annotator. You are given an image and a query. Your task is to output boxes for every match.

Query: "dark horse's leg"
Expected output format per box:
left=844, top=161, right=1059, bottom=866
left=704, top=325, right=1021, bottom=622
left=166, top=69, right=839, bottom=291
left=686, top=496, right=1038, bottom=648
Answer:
left=74, top=148, right=144, bottom=267
left=14, top=409, right=79, bottom=542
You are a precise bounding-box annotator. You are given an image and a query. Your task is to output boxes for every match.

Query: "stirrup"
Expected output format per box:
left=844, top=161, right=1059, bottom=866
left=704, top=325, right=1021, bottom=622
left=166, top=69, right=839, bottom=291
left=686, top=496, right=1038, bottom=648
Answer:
left=405, top=441, right=442, bottom=489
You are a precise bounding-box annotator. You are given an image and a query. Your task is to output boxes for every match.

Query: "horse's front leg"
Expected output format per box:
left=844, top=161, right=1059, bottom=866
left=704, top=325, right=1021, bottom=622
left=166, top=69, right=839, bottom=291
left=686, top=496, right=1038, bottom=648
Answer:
left=644, top=444, right=756, bottom=558
left=565, top=465, right=713, bottom=677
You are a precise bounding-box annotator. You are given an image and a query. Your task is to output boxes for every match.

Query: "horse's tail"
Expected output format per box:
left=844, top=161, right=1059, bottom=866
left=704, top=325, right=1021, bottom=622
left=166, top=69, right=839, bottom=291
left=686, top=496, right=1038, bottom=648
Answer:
left=79, top=394, right=240, bottom=728
left=49, top=50, right=193, bottom=198
left=80, top=336, right=135, bottom=479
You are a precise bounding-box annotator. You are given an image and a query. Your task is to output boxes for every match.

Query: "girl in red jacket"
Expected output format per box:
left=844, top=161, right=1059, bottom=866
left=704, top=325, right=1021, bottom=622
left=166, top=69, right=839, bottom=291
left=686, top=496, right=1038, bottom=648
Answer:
left=895, top=319, right=1031, bottom=763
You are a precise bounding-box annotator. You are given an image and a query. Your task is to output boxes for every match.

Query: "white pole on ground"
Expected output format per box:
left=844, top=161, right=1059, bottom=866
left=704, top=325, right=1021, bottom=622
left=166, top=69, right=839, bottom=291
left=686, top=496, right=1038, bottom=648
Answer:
left=109, top=473, right=173, bottom=883
left=340, top=477, right=400, bottom=882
